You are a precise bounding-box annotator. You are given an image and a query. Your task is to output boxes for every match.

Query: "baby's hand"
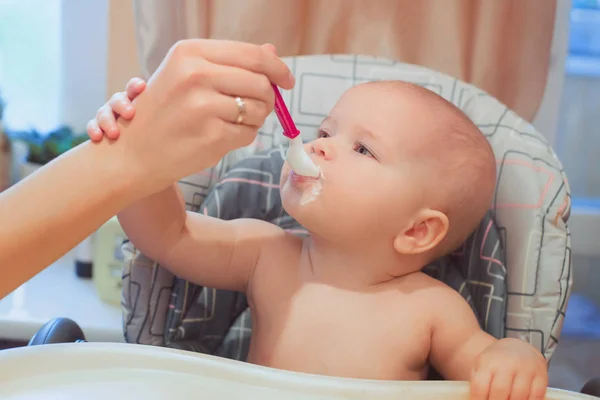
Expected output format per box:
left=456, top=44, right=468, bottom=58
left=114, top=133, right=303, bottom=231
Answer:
left=470, top=338, right=547, bottom=400
left=86, top=77, right=146, bottom=142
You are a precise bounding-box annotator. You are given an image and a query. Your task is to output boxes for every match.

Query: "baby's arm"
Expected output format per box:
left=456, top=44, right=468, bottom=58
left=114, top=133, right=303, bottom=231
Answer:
left=427, top=287, right=496, bottom=380
left=89, top=80, right=287, bottom=292
left=428, top=286, right=547, bottom=400
left=118, top=185, right=284, bottom=292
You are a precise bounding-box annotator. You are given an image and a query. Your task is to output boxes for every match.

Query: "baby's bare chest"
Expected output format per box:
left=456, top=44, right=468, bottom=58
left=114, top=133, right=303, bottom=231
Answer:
left=248, top=273, right=433, bottom=380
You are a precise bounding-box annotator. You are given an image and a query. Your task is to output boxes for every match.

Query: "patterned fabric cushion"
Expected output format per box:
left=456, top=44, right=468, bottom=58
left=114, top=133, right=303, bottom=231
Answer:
left=121, top=55, right=572, bottom=362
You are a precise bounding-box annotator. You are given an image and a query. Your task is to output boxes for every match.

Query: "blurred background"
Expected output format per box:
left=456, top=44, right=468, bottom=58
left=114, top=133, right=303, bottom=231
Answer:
left=0, top=0, right=598, bottom=392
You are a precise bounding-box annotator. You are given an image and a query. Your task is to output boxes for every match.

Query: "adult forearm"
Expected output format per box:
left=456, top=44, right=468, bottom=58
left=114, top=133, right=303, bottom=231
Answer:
left=0, top=140, right=139, bottom=298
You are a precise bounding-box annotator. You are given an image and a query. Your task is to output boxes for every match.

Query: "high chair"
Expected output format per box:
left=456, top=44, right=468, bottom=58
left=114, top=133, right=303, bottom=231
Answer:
left=3, top=55, right=597, bottom=399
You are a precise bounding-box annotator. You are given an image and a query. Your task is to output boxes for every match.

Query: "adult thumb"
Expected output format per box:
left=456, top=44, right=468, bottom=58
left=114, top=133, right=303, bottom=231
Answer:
left=261, top=43, right=277, bottom=55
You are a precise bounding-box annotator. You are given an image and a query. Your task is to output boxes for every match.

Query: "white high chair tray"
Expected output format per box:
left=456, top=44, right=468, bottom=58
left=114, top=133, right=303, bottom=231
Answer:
left=0, top=343, right=591, bottom=399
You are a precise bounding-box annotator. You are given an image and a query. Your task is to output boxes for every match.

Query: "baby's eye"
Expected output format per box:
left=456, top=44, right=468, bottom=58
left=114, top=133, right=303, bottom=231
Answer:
left=354, top=143, right=374, bottom=158
left=317, top=130, right=330, bottom=138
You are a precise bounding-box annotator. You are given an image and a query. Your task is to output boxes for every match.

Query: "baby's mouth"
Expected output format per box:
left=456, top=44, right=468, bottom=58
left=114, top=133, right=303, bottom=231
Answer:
left=290, top=170, right=320, bottom=184
left=288, top=169, right=325, bottom=206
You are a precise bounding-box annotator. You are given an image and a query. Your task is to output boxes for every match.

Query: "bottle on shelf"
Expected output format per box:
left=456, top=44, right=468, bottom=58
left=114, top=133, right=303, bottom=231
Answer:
left=93, top=216, right=127, bottom=306
left=0, top=94, right=12, bottom=193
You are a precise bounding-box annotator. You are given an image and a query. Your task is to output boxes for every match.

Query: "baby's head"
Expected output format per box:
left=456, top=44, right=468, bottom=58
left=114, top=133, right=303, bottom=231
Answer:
left=281, top=81, right=496, bottom=271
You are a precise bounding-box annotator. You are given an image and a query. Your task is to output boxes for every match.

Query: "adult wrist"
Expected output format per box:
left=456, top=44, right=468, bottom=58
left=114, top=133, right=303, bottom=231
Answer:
left=81, top=139, right=150, bottom=206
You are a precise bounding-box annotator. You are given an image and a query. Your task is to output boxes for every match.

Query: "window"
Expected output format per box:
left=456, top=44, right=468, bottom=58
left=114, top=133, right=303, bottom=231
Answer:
left=556, top=2, right=600, bottom=200
left=0, top=0, right=62, bottom=132
left=550, top=1, right=600, bottom=259
left=0, top=0, right=108, bottom=135
left=549, top=1, right=600, bottom=391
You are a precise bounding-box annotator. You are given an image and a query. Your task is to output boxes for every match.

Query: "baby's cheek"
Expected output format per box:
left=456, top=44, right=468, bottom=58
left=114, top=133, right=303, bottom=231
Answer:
left=279, top=163, right=291, bottom=186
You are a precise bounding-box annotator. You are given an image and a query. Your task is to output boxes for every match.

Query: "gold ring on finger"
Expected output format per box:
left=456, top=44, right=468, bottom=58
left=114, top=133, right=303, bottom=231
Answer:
left=235, top=96, right=246, bottom=124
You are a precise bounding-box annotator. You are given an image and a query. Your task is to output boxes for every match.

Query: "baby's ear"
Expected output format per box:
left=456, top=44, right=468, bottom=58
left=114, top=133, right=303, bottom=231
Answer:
left=393, top=209, right=449, bottom=256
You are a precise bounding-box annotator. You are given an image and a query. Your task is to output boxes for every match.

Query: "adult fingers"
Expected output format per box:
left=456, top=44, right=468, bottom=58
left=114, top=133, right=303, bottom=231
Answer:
left=108, top=92, right=135, bottom=120
left=213, top=93, right=269, bottom=128
left=125, top=77, right=146, bottom=100
left=96, top=104, right=120, bottom=140
left=220, top=118, right=260, bottom=150
left=208, top=64, right=275, bottom=110
left=174, top=39, right=295, bottom=90
left=261, top=43, right=277, bottom=54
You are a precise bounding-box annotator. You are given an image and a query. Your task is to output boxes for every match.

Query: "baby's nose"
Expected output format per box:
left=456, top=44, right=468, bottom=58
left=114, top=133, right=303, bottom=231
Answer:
left=309, top=138, right=334, bottom=161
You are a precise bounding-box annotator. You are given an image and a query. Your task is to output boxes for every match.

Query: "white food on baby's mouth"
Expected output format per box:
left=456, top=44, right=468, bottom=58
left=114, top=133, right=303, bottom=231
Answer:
left=286, top=136, right=320, bottom=178
left=299, top=172, right=324, bottom=205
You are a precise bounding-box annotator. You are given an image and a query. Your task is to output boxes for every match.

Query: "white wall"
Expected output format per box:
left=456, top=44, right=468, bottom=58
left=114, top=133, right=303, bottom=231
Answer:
left=60, top=0, right=109, bottom=132
left=0, top=0, right=62, bottom=132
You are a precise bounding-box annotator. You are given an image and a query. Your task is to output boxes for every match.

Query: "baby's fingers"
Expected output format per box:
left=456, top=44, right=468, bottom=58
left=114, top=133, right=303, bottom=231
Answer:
left=508, top=374, right=532, bottom=400
left=528, top=375, right=547, bottom=400
left=108, top=91, right=135, bottom=120
left=96, top=104, right=120, bottom=140
left=489, top=371, right=514, bottom=400
left=86, top=119, right=103, bottom=142
left=470, top=370, right=492, bottom=400
left=125, top=77, right=146, bottom=100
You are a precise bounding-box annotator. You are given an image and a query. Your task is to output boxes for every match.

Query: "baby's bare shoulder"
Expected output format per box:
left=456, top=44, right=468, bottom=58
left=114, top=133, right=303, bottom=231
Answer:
left=253, top=225, right=303, bottom=274
left=257, top=226, right=302, bottom=257
left=393, top=272, right=469, bottom=310
left=399, top=273, right=480, bottom=334
left=246, top=225, right=303, bottom=304
left=395, top=271, right=454, bottom=293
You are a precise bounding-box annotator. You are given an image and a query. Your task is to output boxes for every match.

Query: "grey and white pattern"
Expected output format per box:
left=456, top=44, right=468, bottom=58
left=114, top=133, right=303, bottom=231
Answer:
left=121, top=55, right=572, bottom=364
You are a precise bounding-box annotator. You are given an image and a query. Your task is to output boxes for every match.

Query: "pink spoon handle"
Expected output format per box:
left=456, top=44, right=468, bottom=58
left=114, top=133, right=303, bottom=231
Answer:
left=272, top=83, right=300, bottom=139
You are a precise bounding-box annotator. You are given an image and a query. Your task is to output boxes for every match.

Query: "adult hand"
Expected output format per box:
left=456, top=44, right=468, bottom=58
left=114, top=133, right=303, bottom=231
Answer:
left=112, top=39, right=294, bottom=197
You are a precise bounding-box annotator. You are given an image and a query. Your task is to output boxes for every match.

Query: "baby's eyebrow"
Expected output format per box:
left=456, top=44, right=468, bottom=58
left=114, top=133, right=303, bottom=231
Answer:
left=356, top=124, right=379, bottom=142
left=318, top=116, right=336, bottom=131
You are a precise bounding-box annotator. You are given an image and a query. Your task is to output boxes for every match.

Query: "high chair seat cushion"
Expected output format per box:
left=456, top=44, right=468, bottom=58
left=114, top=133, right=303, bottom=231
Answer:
left=121, top=55, right=571, bottom=362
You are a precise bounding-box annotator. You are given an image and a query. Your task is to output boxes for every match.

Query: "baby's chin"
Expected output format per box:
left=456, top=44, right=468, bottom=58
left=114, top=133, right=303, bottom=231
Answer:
left=281, top=177, right=323, bottom=223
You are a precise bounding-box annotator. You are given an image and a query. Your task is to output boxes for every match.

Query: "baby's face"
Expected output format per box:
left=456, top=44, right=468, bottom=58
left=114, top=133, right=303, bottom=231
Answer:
left=280, top=83, right=436, bottom=245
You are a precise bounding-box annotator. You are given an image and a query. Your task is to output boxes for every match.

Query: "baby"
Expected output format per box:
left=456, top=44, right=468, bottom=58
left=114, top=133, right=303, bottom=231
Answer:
left=91, top=79, right=547, bottom=400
